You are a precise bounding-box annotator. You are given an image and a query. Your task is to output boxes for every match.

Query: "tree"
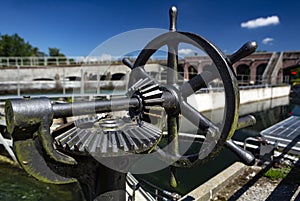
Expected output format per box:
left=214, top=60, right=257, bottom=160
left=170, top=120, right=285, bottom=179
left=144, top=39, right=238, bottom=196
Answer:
left=0, top=33, right=67, bottom=59
left=48, top=47, right=65, bottom=57
left=48, top=47, right=69, bottom=65
left=0, top=33, right=41, bottom=56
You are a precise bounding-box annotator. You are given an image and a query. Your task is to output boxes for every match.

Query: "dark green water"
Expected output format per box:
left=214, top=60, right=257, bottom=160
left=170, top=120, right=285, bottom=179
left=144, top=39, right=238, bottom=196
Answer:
left=0, top=103, right=292, bottom=200
left=0, top=162, right=84, bottom=201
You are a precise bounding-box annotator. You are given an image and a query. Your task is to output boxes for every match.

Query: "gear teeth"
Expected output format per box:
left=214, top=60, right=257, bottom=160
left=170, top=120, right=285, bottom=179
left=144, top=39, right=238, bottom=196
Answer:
left=140, top=84, right=159, bottom=93
left=116, top=131, right=128, bottom=151
left=123, top=130, right=138, bottom=151
left=127, top=76, right=166, bottom=124
left=142, top=89, right=163, bottom=99
left=127, top=77, right=158, bottom=96
left=54, top=127, right=76, bottom=146
left=54, top=117, right=162, bottom=157
left=127, top=77, right=152, bottom=96
left=74, top=116, right=99, bottom=128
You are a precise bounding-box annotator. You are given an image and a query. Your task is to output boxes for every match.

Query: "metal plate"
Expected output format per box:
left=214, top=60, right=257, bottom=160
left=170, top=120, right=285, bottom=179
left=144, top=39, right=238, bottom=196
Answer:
left=261, top=116, right=300, bottom=152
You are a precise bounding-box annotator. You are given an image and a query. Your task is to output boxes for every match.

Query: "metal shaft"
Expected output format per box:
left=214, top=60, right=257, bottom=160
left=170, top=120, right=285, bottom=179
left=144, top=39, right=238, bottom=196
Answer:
left=53, top=97, right=140, bottom=118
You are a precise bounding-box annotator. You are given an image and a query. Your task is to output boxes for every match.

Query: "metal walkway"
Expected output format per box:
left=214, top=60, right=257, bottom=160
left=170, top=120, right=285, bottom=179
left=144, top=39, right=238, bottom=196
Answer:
left=261, top=116, right=300, bottom=155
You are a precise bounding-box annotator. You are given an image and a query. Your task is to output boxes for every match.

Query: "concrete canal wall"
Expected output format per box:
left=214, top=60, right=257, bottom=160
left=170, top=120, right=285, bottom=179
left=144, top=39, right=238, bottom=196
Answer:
left=188, top=85, right=290, bottom=112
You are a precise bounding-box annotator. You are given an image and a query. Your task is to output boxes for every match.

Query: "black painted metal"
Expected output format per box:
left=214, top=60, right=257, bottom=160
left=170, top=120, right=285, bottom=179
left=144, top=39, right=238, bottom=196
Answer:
left=4, top=6, right=259, bottom=201
left=131, top=31, right=240, bottom=166
left=228, top=41, right=258, bottom=64
left=225, top=140, right=255, bottom=166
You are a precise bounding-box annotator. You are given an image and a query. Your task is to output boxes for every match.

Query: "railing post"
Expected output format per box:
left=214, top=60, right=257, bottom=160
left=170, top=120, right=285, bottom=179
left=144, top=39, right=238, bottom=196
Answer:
left=81, top=68, right=84, bottom=94
left=97, top=68, right=100, bottom=94
left=63, top=68, right=66, bottom=95
left=17, top=65, right=20, bottom=96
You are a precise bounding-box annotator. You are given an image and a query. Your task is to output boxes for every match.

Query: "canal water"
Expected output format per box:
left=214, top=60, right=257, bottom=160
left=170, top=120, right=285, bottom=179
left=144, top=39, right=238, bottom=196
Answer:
left=0, top=159, right=84, bottom=200
left=0, top=99, right=293, bottom=200
left=134, top=101, right=292, bottom=196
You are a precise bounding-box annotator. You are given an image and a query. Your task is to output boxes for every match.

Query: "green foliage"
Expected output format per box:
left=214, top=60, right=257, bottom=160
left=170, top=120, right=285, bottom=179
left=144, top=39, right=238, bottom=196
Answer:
left=264, top=166, right=291, bottom=180
left=0, top=33, right=66, bottom=58
left=48, top=47, right=65, bottom=57
left=0, top=33, right=40, bottom=56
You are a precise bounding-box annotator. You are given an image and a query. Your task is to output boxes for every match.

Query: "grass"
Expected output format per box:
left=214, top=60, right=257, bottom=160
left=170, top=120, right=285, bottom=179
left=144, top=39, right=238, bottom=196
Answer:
left=264, top=165, right=292, bottom=180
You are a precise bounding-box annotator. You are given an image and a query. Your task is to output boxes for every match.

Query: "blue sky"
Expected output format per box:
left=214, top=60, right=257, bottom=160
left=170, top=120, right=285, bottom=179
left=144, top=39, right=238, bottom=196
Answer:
left=1, top=0, right=299, bottom=56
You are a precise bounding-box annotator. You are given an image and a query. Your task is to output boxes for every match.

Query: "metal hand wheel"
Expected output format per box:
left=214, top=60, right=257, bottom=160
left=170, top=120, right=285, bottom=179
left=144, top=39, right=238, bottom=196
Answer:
left=123, top=6, right=257, bottom=187
left=125, top=6, right=256, bottom=166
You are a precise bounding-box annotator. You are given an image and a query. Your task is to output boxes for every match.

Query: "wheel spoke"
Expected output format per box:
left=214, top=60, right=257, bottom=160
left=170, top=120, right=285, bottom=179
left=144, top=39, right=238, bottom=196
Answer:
left=167, top=43, right=179, bottom=84
left=167, top=115, right=180, bottom=156
left=180, top=70, right=218, bottom=98
left=166, top=42, right=180, bottom=158
left=181, top=100, right=219, bottom=133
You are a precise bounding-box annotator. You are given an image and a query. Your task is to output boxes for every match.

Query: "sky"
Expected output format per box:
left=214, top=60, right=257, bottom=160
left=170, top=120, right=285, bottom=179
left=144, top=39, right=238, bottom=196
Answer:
left=1, top=0, right=300, bottom=57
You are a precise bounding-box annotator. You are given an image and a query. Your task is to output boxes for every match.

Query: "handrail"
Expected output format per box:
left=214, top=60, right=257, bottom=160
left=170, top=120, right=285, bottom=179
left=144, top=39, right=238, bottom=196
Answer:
left=0, top=56, right=169, bottom=67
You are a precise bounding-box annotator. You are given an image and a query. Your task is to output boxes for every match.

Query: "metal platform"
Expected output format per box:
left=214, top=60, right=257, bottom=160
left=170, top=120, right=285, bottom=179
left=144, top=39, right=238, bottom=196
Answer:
left=261, top=116, right=300, bottom=155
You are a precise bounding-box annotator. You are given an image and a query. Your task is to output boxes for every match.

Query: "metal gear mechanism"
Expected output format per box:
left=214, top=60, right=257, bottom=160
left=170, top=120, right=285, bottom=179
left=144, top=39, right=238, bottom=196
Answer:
left=4, top=6, right=258, bottom=200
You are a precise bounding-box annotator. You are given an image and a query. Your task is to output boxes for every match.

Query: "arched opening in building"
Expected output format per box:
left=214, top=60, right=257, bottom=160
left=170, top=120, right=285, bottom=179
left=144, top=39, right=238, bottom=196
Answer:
left=67, top=76, right=81, bottom=81
left=256, top=63, right=267, bottom=84
left=111, top=73, right=126, bottom=80
left=236, top=64, right=250, bottom=85
left=33, top=78, right=54, bottom=81
left=100, top=74, right=107, bottom=80
left=188, top=65, right=198, bottom=80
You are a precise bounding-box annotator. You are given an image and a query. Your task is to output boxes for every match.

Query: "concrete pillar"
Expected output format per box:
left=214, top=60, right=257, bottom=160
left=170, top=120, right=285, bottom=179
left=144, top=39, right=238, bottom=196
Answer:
left=184, top=62, right=189, bottom=81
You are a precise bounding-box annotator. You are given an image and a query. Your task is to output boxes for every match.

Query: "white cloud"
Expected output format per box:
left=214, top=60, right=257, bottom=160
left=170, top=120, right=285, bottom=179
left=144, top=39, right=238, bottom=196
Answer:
left=262, top=37, right=274, bottom=45
left=241, top=16, right=280, bottom=29
left=178, top=48, right=193, bottom=55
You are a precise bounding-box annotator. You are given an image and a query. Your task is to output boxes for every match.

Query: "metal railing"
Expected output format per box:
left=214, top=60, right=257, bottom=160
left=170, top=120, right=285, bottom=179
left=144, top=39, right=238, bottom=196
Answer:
left=236, top=74, right=290, bottom=86
left=0, top=56, right=118, bottom=67
left=0, top=56, right=169, bottom=67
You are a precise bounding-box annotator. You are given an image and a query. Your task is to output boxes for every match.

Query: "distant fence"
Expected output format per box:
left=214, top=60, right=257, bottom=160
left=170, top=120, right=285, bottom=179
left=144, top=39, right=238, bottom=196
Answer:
left=0, top=56, right=168, bottom=67
left=237, top=74, right=290, bottom=86
left=0, top=56, right=117, bottom=67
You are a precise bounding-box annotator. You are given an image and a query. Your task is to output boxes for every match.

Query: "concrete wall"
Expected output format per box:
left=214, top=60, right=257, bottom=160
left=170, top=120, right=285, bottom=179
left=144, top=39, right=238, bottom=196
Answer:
left=239, top=85, right=290, bottom=104
left=188, top=85, right=290, bottom=112
left=0, top=63, right=163, bottom=82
